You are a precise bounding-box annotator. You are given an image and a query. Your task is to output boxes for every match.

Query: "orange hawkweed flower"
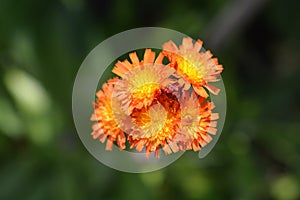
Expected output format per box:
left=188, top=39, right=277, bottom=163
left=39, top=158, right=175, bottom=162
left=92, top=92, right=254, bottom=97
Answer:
left=112, top=49, right=176, bottom=115
left=90, top=78, right=127, bottom=150
left=174, top=91, right=219, bottom=151
left=163, top=37, right=223, bottom=98
left=90, top=37, right=224, bottom=160
left=128, top=88, right=181, bottom=158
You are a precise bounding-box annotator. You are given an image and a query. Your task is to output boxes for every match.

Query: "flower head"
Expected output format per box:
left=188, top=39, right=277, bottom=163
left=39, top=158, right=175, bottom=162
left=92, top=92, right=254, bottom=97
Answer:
left=90, top=78, right=127, bottom=150
left=128, top=88, right=181, bottom=158
left=174, top=91, right=219, bottom=151
left=112, top=49, right=176, bottom=115
left=163, top=37, right=223, bottom=98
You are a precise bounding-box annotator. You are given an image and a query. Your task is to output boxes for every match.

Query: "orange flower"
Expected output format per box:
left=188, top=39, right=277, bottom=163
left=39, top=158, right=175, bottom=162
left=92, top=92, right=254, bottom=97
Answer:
left=112, top=49, right=176, bottom=115
left=174, top=91, right=219, bottom=151
left=90, top=78, right=127, bottom=150
left=163, top=37, right=223, bottom=98
left=128, top=88, right=181, bottom=158
left=90, top=37, right=224, bottom=159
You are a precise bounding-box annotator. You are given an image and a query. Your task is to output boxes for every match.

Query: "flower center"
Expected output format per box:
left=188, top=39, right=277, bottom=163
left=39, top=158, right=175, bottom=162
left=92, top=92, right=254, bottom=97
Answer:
left=149, top=103, right=167, bottom=129
left=132, top=83, right=160, bottom=100
left=183, top=114, right=194, bottom=123
left=176, top=56, right=204, bottom=81
left=131, top=103, right=167, bottom=130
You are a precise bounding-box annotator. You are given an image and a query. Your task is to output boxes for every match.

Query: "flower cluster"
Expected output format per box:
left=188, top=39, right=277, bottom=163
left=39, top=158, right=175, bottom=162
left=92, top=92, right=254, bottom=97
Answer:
left=91, top=37, right=223, bottom=158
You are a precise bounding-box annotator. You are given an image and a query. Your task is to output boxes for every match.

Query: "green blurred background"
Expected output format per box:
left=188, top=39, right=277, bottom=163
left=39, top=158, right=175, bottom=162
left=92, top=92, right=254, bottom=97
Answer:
left=0, top=0, right=300, bottom=199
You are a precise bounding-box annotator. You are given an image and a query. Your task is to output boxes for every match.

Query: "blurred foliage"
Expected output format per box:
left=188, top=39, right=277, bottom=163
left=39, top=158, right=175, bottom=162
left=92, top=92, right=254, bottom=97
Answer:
left=0, top=0, right=300, bottom=199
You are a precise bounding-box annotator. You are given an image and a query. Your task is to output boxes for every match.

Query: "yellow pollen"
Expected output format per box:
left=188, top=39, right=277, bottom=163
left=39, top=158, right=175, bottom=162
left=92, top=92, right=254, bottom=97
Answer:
left=132, top=83, right=160, bottom=100
left=176, top=57, right=204, bottom=81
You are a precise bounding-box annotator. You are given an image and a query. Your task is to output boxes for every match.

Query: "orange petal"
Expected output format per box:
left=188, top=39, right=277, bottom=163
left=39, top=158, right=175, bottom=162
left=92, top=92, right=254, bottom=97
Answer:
left=112, top=61, right=130, bottom=77
left=99, top=134, right=107, bottom=143
left=202, top=133, right=213, bottom=143
left=129, top=52, right=140, bottom=66
left=155, top=149, right=160, bottom=158
left=207, top=127, right=217, bottom=135
left=162, top=40, right=178, bottom=52
left=144, top=49, right=155, bottom=64
left=193, top=86, right=209, bottom=98
left=90, top=113, right=97, bottom=121
left=211, top=113, right=219, bottom=120
left=182, top=37, right=193, bottom=49
left=209, top=121, right=217, bottom=127
left=183, top=81, right=191, bottom=91
left=192, top=140, right=201, bottom=151
left=206, top=84, right=220, bottom=95
left=169, top=142, right=179, bottom=153
left=194, top=39, right=203, bottom=52
left=155, top=53, right=165, bottom=64
left=198, top=138, right=207, bottom=147
left=105, top=139, right=113, bottom=150
left=136, top=140, right=146, bottom=152
left=163, top=145, right=172, bottom=154
left=91, top=130, right=101, bottom=139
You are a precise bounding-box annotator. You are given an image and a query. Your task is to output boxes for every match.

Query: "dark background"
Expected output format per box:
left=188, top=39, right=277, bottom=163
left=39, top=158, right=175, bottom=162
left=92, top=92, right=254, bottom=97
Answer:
left=0, top=0, right=300, bottom=199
